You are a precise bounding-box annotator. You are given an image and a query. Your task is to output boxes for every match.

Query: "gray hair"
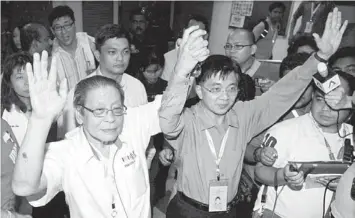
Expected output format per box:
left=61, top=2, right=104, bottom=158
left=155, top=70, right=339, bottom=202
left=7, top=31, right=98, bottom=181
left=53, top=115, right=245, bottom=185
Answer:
left=73, top=75, right=125, bottom=111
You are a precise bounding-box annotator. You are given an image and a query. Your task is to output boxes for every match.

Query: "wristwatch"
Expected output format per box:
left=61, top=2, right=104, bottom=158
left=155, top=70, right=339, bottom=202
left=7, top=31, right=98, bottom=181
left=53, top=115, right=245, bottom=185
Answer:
left=314, top=52, right=328, bottom=63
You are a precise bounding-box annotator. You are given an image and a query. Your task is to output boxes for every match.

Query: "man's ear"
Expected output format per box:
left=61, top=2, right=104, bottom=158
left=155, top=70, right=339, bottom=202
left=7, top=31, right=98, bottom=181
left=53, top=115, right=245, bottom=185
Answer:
left=94, top=50, right=100, bottom=63
left=75, top=108, right=84, bottom=126
left=251, top=44, right=257, bottom=56
left=195, top=84, right=203, bottom=100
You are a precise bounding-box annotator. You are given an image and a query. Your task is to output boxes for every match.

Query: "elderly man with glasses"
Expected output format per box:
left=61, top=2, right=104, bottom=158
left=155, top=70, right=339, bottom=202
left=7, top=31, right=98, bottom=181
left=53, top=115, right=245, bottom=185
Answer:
left=49, top=5, right=97, bottom=91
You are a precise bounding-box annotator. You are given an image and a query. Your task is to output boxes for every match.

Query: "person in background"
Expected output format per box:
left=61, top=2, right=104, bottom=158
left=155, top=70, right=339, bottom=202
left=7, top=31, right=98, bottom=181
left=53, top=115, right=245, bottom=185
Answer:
left=1, top=118, right=32, bottom=218
left=137, top=47, right=169, bottom=206
left=57, top=24, right=147, bottom=139
left=329, top=46, right=355, bottom=77
left=12, top=25, right=23, bottom=52
left=253, top=71, right=354, bottom=218
left=253, top=2, right=285, bottom=60
left=128, top=7, right=150, bottom=54
left=289, top=1, right=335, bottom=45
left=225, top=28, right=276, bottom=95
left=49, top=5, right=97, bottom=90
left=287, top=35, right=318, bottom=55
left=20, top=23, right=53, bottom=56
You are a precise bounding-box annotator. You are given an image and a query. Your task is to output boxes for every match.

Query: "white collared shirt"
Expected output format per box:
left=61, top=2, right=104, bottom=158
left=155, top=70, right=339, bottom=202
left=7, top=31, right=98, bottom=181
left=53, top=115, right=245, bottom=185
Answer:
left=29, top=96, right=161, bottom=218
left=253, top=113, right=353, bottom=218
left=2, top=105, right=28, bottom=145
left=52, top=32, right=97, bottom=90
left=57, top=67, right=148, bottom=139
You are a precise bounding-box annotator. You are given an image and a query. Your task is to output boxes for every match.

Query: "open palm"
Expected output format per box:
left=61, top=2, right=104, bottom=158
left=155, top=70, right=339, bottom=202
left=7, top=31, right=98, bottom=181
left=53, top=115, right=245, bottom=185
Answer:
left=313, top=7, right=348, bottom=59
left=26, top=51, right=68, bottom=121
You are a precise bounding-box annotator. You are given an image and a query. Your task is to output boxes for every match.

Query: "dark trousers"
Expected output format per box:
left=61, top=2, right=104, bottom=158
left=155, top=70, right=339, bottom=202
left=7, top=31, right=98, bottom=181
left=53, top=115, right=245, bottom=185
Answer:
left=166, top=192, right=238, bottom=218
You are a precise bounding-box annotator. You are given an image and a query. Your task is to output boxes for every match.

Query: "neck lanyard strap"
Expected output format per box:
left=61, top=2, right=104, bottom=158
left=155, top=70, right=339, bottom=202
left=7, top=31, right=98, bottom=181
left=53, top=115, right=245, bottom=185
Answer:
left=205, top=127, right=230, bottom=180
left=323, top=138, right=336, bottom=160
left=310, top=3, right=321, bottom=21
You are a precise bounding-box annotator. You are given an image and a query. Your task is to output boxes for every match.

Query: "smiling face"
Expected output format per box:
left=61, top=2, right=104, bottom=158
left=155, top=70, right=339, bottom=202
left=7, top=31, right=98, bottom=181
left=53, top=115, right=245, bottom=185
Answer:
left=98, top=37, right=131, bottom=75
left=78, top=86, right=124, bottom=145
left=196, top=72, right=239, bottom=116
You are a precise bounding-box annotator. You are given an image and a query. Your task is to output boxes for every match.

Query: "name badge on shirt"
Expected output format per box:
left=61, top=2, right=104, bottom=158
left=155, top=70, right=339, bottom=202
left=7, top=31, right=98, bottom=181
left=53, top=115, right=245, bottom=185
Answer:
left=305, top=21, right=314, bottom=33
left=208, top=179, right=228, bottom=212
left=121, top=150, right=137, bottom=168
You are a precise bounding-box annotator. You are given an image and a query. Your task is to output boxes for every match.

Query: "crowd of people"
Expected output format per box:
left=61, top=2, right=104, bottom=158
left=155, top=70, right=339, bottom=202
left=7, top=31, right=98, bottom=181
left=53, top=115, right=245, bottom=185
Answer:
left=1, top=2, right=355, bottom=218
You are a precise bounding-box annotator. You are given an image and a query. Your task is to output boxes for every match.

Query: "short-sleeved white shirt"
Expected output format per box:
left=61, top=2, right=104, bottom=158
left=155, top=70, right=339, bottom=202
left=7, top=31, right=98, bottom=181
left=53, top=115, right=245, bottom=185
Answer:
left=29, top=96, right=161, bottom=218
left=253, top=113, right=353, bottom=218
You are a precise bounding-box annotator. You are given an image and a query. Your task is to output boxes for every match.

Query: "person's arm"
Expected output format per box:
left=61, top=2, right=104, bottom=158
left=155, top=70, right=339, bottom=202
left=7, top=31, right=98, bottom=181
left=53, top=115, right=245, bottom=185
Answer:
left=252, top=22, right=265, bottom=41
left=289, top=2, right=304, bottom=41
left=1, top=210, right=31, bottom=218
left=12, top=51, right=68, bottom=198
left=124, top=95, right=162, bottom=151
left=233, top=8, right=348, bottom=138
left=254, top=125, right=304, bottom=189
left=159, top=26, right=209, bottom=141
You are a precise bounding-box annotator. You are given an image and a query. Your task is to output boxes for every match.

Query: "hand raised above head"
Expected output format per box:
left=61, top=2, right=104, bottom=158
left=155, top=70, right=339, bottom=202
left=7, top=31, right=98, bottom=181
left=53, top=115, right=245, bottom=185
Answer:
left=313, top=7, right=348, bottom=60
left=175, top=25, right=210, bottom=77
left=26, top=51, right=68, bottom=121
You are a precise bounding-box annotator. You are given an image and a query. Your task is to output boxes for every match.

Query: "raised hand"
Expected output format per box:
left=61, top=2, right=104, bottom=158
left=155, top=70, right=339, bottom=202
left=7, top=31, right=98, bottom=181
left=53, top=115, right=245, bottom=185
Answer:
left=26, top=51, right=68, bottom=121
left=313, top=7, right=348, bottom=60
left=174, top=25, right=209, bottom=77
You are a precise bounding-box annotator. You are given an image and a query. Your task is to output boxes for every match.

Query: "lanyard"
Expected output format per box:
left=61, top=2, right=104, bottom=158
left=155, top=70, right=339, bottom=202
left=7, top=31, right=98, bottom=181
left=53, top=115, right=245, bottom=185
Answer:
left=310, top=2, right=321, bottom=22
left=205, top=127, right=230, bottom=181
left=323, top=138, right=336, bottom=160
left=291, top=109, right=299, bottom=118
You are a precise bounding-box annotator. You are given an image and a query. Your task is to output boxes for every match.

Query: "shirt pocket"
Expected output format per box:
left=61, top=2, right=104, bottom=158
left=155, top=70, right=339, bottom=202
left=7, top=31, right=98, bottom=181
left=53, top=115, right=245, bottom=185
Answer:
left=129, top=158, right=147, bottom=199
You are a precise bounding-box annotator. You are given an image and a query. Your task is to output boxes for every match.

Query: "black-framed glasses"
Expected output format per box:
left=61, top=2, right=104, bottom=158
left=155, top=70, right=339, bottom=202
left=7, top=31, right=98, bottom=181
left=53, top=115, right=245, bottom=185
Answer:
left=80, top=105, right=127, bottom=117
left=201, top=85, right=239, bottom=95
left=224, top=43, right=253, bottom=51
left=52, top=22, right=74, bottom=32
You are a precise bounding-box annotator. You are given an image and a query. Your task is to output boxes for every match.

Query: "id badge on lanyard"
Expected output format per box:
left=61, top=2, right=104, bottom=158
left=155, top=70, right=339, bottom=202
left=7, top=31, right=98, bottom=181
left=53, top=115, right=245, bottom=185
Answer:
left=305, top=3, right=320, bottom=33
left=205, top=128, right=230, bottom=212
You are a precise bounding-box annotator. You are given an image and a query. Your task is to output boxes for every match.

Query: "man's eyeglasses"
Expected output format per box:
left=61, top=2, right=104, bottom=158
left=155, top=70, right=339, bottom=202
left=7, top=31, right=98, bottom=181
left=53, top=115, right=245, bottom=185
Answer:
left=52, top=22, right=74, bottom=33
left=80, top=105, right=127, bottom=117
left=224, top=43, right=253, bottom=51
left=201, top=85, right=239, bottom=96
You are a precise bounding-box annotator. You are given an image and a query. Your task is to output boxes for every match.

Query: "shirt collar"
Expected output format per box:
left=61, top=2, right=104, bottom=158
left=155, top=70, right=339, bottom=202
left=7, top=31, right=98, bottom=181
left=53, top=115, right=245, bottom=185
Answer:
left=67, top=126, right=121, bottom=163
left=194, top=102, right=239, bottom=131
left=94, top=66, right=126, bottom=88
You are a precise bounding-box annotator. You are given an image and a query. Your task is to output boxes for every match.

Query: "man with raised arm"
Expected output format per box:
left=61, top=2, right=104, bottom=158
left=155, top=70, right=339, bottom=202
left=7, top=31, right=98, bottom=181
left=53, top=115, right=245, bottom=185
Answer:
left=159, top=8, right=348, bottom=217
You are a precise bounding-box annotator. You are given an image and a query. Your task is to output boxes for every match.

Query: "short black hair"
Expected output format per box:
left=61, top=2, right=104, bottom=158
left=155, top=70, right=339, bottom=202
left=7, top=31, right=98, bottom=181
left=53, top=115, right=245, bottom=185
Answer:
left=287, top=35, right=318, bottom=55
left=237, top=73, right=256, bottom=101
left=11, top=24, right=26, bottom=52
left=195, top=55, right=241, bottom=85
left=1, top=52, right=33, bottom=114
left=185, top=14, right=209, bottom=33
left=279, top=52, right=311, bottom=78
left=129, top=8, right=146, bottom=21
left=329, top=46, right=355, bottom=67
left=48, top=5, right=75, bottom=27
left=20, top=23, right=46, bottom=52
left=269, top=2, right=286, bottom=12
left=95, top=24, right=131, bottom=51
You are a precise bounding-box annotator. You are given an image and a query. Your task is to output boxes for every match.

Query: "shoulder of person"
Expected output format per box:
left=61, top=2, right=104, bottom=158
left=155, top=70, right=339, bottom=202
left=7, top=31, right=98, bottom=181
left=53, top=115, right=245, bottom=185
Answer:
left=123, top=73, right=144, bottom=87
left=267, top=113, right=309, bottom=135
